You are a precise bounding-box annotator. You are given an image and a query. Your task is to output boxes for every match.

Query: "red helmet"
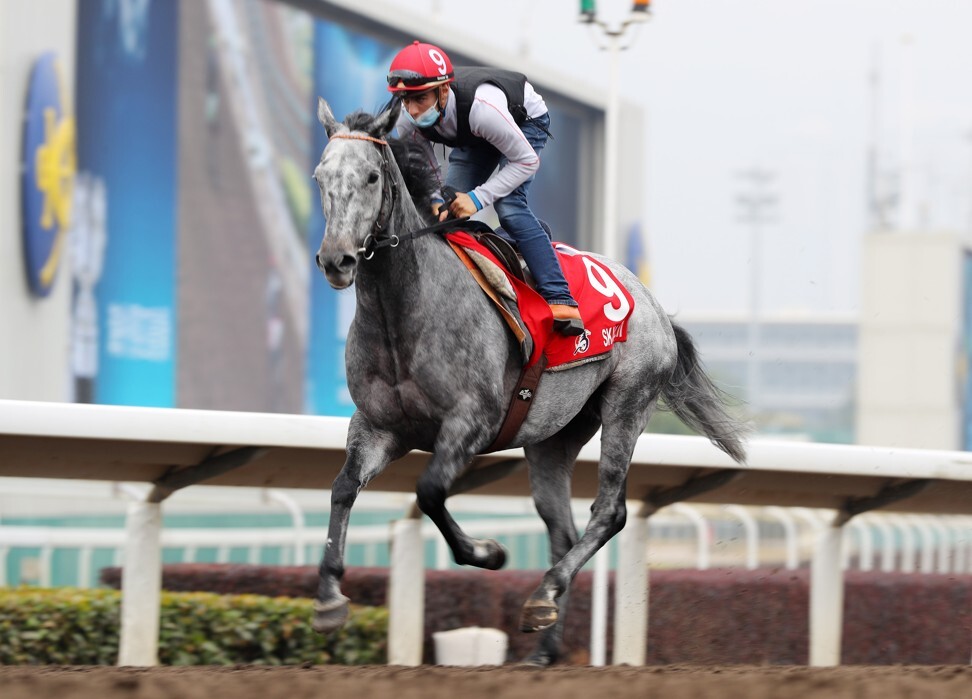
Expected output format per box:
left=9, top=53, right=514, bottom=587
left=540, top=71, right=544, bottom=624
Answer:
left=387, top=41, right=454, bottom=93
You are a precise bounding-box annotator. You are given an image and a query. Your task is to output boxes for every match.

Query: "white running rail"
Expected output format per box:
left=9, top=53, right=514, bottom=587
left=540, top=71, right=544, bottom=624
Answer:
left=4, top=495, right=971, bottom=587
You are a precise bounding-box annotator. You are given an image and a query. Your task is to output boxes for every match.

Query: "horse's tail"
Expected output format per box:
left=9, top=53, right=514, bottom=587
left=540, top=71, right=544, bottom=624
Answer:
left=661, top=321, right=749, bottom=464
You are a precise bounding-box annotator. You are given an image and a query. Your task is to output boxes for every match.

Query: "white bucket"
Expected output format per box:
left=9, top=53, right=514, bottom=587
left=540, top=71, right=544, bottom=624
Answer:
left=433, top=626, right=509, bottom=666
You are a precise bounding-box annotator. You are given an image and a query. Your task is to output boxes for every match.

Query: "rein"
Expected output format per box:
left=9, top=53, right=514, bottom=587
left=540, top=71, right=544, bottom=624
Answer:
left=359, top=217, right=477, bottom=258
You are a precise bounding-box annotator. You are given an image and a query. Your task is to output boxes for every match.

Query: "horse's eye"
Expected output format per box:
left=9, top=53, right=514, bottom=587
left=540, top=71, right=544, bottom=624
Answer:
left=367, top=172, right=379, bottom=185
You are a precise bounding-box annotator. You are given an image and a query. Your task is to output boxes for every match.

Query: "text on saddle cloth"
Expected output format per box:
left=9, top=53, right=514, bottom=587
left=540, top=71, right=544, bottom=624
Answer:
left=445, top=233, right=636, bottom=369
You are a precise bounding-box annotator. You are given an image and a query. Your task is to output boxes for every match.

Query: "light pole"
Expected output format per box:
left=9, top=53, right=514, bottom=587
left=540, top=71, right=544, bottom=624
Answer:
left=579, top=0, right=652, bottom=261
left=736, top=168, right=778, bottom=413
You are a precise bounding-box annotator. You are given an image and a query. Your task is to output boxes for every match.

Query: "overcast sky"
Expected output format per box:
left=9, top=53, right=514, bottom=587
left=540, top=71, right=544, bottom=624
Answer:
left=380, top=0, right=972, bottom=316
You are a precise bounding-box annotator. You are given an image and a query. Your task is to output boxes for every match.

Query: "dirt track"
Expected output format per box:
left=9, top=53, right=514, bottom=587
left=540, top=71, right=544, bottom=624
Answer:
left=3, top=665, right=972, bottom=699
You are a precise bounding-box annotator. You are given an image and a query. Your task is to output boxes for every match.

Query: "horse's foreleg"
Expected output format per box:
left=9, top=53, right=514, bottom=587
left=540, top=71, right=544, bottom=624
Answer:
left=415, top=404, right=505, bottom=570
left=313, top=415, right=403, bottom=634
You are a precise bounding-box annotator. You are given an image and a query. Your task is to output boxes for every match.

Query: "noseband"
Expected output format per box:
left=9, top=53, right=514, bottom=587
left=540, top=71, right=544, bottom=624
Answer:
left=329, top=133, right=398, bottom=260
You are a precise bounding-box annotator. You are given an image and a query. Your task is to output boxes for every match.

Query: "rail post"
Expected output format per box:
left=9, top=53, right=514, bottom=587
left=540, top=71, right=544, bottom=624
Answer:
left=117, top=499, right=162, bottom=666
left=612, top=502, right=650, bottom=665
left=387, top=501, right=425, bottom=666
left=810, top=519, right=844, bottom=666
left=590, top=545, right=611, bottom=665
left=794, top=508, right=845, bottom=667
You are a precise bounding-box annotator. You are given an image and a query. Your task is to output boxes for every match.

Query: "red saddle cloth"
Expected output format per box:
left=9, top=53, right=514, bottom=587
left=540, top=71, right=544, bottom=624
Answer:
left=445, top=233, right=636, bottom=369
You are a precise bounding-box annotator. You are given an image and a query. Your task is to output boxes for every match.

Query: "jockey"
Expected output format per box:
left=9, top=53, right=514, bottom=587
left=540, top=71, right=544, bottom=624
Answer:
left=387, top=41, right=585, bottom=337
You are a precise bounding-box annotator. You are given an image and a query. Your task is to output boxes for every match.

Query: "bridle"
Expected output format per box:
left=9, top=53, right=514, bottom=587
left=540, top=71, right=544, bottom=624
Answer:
left=327, top=132, right=470, bottom=260
left=328, top=133, right=399, bottom=260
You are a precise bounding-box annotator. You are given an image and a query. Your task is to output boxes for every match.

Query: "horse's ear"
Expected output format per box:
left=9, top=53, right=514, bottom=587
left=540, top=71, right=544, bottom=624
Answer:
left=372, top=97, right=401, bottom=139
left=317, top=97, right=342, bottom=138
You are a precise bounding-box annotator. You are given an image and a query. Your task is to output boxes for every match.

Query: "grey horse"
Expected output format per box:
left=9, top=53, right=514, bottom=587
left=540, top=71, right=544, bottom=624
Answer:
left=310, top=97, right=747, bottom=665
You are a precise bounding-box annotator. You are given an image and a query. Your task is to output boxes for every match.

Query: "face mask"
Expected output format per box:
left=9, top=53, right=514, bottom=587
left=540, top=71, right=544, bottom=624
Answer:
left=406, top=102, right=440, bottom=129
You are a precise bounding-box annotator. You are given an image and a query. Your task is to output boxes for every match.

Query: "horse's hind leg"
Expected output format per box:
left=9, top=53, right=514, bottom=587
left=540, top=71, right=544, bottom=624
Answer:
left=521, top=409, right=601, bottom=666
left=313, top=413, right=405, bottom=633
left=520, top=383, right=664, bottom=634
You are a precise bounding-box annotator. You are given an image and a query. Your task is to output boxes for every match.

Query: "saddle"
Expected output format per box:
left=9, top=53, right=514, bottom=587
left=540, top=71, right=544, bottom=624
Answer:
left=453, top=220, right=557, bottom=286
left=448, top=221, right=527, bottom=281
left=475, top=229, right=528, bottom=285
left=443, top=221, right=536, bottom=365
left=444, top=219, right=629, bottom=371
left=439, top=186, right=531, bottom=285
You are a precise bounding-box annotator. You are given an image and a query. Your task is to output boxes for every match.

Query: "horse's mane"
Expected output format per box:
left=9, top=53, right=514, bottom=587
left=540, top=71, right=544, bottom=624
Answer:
left=342, top=109, right=438, bottom=225
left=343, top=110, right=377, bottom=133
left=387, top=138, right=438, bottom=225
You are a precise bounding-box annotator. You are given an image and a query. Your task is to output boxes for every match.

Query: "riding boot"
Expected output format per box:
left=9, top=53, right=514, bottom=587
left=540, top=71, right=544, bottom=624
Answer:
left=549, top=304, right=585, bottom=336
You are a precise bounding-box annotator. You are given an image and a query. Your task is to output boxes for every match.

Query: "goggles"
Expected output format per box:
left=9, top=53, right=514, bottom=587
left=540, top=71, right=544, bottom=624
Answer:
left=386, top=70, right=451, bottom=89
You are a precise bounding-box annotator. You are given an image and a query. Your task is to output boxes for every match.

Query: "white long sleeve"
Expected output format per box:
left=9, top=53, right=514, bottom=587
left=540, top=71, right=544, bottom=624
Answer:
left=465, top=83, right=543, bottom=208
left=394, top=81, right=548, bottom=208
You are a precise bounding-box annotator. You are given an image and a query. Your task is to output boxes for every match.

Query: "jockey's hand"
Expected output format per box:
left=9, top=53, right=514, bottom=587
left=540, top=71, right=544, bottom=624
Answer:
left=440, top=191, right=477, bottom=221
left=431, top=201, right=443, bottom=219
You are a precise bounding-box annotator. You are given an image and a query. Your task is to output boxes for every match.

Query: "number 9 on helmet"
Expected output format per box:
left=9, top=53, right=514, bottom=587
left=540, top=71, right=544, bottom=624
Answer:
left=386, top=41, right=455, bottom=93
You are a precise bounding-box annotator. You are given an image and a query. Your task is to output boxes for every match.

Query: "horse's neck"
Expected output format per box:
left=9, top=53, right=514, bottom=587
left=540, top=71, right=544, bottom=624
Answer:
left=353, top=193, right=457, bottom=320
left=355, top=231, right=456, bottom=307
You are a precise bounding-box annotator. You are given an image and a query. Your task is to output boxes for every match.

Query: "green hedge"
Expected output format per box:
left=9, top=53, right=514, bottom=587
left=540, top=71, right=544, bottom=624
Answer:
left=0, top=587, right=387, bottom=665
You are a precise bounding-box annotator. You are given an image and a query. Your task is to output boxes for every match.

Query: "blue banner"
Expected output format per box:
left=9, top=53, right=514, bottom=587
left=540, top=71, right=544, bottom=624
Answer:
left=75, top=0, right=178, bottom=407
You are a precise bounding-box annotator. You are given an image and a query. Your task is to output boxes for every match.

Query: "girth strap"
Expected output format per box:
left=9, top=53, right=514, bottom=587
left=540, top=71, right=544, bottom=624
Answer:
left=484, top=353, right=548, bottom=453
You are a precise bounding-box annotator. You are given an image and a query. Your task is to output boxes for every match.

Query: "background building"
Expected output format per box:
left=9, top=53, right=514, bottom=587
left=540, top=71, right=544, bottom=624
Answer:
left=677, top=312, right=858, bottom=443
left=0, top=1, right=77, bottom=402
left=856, top=230, right=972, bottom=450
left=680, top=229, right=972, bottom=451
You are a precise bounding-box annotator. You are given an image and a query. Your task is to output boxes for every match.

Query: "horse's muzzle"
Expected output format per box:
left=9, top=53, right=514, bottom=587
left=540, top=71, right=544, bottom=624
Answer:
left=317, top=250, right=357, bottom=289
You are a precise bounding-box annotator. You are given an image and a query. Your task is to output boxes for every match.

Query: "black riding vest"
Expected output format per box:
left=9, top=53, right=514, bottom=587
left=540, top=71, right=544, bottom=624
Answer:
left=419, top=66, right=529, bottom=148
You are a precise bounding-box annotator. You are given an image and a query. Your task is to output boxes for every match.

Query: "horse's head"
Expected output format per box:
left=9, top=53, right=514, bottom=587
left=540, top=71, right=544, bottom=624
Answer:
left=312, top=98, right=400, bottom=289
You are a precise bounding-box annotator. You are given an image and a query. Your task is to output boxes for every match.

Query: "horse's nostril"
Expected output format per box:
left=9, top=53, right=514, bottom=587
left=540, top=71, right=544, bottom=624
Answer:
left=317, top=252, right=357, bottom=275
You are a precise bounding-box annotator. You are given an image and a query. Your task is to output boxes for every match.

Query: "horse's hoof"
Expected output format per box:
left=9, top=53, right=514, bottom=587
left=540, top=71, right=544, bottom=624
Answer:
left=519, top=599, right=558, bottom=632
left=471, top=539, right=507, bottom=570
left=312, top=595, right=350, bottom=634
left=519, top=653, right=554, bottom=667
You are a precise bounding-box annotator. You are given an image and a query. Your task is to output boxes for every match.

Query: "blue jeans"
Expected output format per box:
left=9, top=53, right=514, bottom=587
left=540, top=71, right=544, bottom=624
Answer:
left=444, top=113, right=576, bottom=306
